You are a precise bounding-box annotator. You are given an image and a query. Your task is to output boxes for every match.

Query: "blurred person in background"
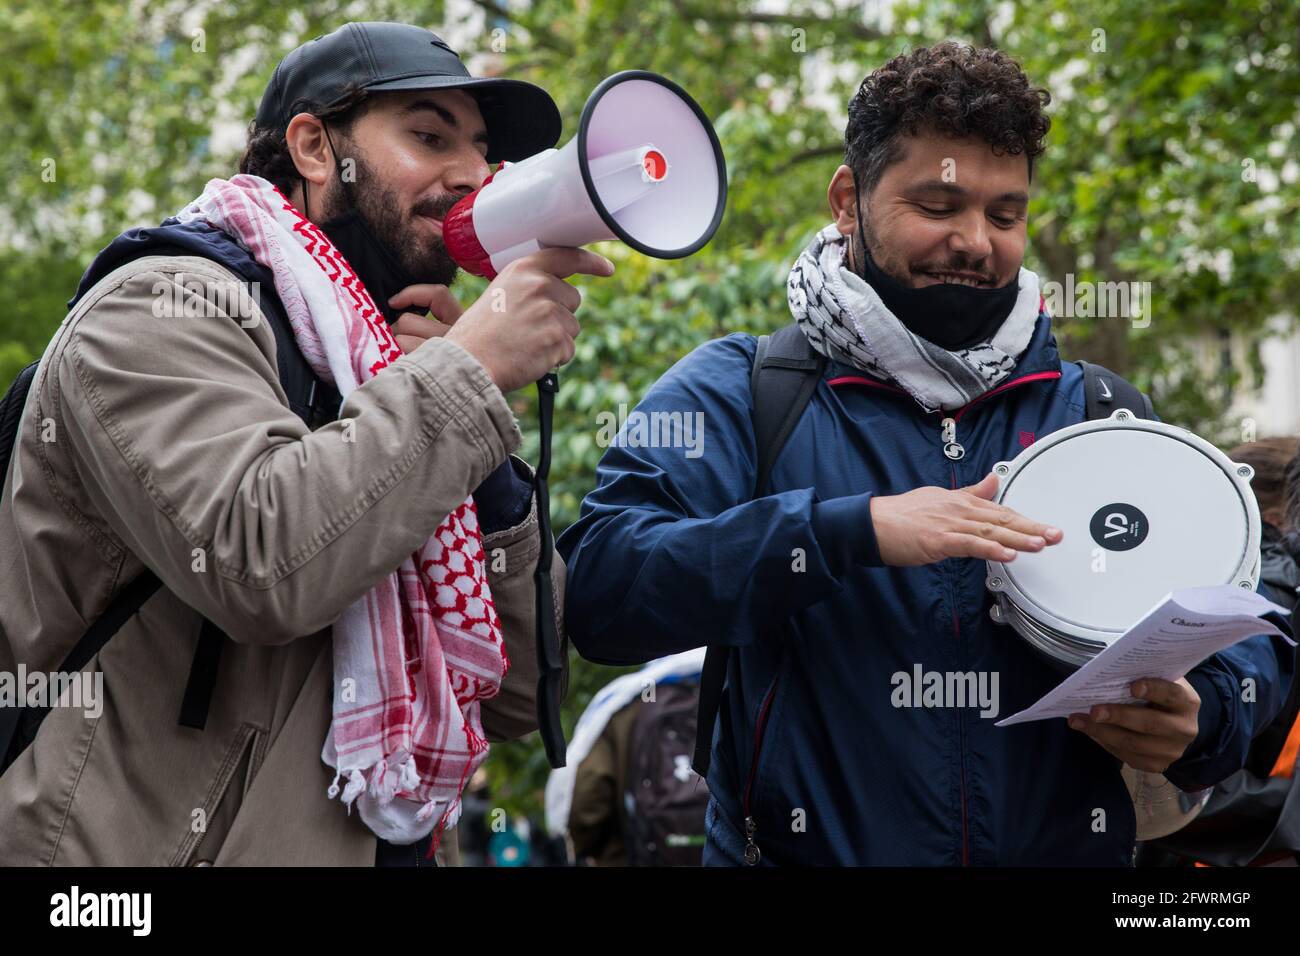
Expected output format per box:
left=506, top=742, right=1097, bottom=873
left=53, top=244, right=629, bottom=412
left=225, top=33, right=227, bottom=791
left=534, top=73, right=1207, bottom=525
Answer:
left=546, top=650, right=710, bottom=865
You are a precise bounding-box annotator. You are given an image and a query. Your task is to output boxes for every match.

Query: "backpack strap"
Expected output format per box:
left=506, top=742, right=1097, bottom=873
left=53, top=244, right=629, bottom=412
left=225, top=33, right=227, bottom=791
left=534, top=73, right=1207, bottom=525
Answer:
left=691, top=648, right=729, bottom=778
left=752, top=324, right=829, bottom=497
left=1077, top=360, right=1154, bottom=421
left=137, top=242, right=341, bottom=426
left=0, top=354, right=39, bottom=732
left=0, top=360, right=40, bottom=487
left=1, top=360, right=171, bottom=769
left=693, top=325, right=826, bottom=778
left=1, top=570, right=163, bottom=770
left=178, top=618, right=227, bottom=731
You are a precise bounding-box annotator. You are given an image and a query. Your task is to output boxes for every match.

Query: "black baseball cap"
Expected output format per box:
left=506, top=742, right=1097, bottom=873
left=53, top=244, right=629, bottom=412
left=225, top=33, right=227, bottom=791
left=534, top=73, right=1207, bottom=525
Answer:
left=254, top=22, right=562, bottom=163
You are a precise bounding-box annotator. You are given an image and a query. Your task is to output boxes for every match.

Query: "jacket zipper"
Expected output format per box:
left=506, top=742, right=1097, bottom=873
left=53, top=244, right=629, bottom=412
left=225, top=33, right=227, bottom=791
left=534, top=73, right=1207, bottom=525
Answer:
left=931, top=371, right=1059, bottom=865
left=741, top=674, right=781, bottom=865
left=935, top=372, right=1060, bottom=865
left=941, top=416, right=965, bottom=460
left=813, top=368, right=1063, bottom=866
left=948, top=461, right=970, bottom=865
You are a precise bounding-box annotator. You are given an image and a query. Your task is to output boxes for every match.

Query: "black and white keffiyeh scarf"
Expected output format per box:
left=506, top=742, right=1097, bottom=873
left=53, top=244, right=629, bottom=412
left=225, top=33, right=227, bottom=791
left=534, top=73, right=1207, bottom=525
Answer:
left=787, top=224, right=1043, bottom=413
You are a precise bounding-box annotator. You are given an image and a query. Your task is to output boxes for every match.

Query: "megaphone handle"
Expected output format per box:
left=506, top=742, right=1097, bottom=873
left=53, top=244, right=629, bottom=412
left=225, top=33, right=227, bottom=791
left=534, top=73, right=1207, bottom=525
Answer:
left=532, top=370, right=567, bottom=768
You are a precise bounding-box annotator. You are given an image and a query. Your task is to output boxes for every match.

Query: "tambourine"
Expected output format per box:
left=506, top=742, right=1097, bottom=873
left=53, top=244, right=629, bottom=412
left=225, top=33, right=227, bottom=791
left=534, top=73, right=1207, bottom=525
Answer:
left=985, top=409, right=1261, bottom=670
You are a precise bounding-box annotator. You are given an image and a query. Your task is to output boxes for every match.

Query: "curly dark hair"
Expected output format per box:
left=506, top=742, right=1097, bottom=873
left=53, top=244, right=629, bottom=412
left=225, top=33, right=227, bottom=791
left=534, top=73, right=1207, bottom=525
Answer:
left=845, top=42, right=1052, bottom=194
left=238, top=83, right=376, bottom=196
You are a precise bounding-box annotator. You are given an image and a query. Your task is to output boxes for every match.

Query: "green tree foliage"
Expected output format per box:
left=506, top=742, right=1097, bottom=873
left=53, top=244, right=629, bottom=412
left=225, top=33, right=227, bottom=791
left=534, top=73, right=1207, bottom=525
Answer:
left=2, top=0, right=1296, bottom=823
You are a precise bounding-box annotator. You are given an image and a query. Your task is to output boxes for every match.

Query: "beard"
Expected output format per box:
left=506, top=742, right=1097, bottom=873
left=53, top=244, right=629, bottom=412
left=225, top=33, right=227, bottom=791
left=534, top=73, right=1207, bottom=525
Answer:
left=320, top=146, right=463, bottom=288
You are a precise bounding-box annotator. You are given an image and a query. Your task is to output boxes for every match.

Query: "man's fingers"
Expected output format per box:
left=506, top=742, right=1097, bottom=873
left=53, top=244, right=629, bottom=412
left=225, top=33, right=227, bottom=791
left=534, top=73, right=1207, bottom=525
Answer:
left=1111, top=683, right=1200, bottom=741
left=1131, top=678, right=1194, bottom=712
left=1068, top=674, right=1201, bottom=771
left=388, top=284, right=463, bottom=323
left=966, top=501, right=1063, bottom=544
left=1085, top=702, right=1165, bottom=737
left=1069, top=716, right=1168, bottom=761
left=395, top=334, right=427, bottom=354
left=952, top=519, right=1046, bottom=554
left=955, top=475, right=1063, bottom=545
left=959, top=472, right=1001, bottom=500
left=524, top=247, right=616, bottom=279
left=558, top=308, right=581, bottom=340
left=391, top=313, right=453, bottom=344
left=392, top=313, right=453, bottom=338
left=544, top=274, right=583, bottom=313
left=935, top=531, right=1017, bottom=563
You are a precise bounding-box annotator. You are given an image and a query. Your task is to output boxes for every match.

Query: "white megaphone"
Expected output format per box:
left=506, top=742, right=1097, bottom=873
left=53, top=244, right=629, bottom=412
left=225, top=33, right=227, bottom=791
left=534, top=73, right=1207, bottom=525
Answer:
left=443, top=70, right=727, bottom=278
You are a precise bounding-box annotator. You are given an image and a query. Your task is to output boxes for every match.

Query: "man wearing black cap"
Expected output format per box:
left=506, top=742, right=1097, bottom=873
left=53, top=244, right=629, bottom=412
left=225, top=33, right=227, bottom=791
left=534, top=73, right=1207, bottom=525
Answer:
left=0, top=22, right=605, bottom=866
left=243, top=21, right=582, bottom=335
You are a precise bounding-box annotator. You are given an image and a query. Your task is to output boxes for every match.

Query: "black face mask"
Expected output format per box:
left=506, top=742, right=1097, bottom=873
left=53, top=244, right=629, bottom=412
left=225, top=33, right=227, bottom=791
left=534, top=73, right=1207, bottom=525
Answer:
left=851, top=174, right=1020, bottom=351
left=304, top=124, right=421, bottom=326
left=316, top=203, right=419, bottom=326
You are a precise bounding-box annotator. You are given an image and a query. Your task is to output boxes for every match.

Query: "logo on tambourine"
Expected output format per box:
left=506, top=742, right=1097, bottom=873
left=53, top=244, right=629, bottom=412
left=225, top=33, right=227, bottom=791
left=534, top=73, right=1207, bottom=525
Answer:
left=1089, top=503, right=1149, bottom=551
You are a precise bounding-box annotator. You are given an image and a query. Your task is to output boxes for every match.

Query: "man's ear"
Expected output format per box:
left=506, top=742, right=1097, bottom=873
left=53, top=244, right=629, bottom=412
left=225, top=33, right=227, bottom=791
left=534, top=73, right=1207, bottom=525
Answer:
left=285, top=113, right=334, bottom=194
left=827, top=165, right=860, bottom=237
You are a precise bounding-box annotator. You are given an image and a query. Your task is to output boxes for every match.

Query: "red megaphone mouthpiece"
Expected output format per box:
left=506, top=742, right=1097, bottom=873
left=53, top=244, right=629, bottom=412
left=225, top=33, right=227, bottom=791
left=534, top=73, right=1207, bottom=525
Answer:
left=443, top=168, right=501, bottom=279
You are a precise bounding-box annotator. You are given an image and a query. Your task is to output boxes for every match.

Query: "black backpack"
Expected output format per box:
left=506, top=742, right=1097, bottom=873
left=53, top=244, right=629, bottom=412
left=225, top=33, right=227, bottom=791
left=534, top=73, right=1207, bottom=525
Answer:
left=623, top=678, right=710, bottom=866
left=0, top=239, right=341, bottom=775
left=690, top=323, right=1154, bottom=776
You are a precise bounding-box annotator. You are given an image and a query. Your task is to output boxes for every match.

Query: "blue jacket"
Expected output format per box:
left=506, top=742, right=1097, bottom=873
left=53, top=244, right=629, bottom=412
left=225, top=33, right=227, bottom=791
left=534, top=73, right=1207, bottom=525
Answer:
left=557, top=313, right=1296, bottom=865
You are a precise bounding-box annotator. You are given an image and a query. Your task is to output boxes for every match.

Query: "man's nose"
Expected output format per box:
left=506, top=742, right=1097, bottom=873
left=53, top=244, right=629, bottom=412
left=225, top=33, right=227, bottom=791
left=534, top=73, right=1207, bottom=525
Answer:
left=948, top=209, right=993, bottom=262
left=441, top=146, right=492, bottom=195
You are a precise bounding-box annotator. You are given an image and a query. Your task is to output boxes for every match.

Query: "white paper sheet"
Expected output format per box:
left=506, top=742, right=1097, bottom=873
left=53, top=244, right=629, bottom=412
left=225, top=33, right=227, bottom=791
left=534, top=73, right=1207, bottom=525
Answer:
left=995, top=585, right=1295, bottom=727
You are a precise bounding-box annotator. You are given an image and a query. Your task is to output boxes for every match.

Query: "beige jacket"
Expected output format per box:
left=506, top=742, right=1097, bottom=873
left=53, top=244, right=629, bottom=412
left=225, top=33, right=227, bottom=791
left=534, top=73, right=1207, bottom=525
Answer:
left=0, top=254, right=567, bottom=865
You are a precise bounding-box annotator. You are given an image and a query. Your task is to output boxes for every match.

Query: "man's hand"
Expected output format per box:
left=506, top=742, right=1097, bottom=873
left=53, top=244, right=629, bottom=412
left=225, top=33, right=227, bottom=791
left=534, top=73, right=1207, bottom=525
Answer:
left=868, top=472, right=1063, bottom=566
left=1068, top=678, right=1202, bottom=772
left=389, top=284, right=463, bottom=353
left=443, top=247, right=615, bottom=394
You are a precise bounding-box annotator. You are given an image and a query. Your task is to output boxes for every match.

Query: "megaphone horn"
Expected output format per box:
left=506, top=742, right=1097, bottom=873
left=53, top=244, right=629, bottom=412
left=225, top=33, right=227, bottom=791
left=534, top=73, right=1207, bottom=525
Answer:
left=444, top=70, right=727, bottom=278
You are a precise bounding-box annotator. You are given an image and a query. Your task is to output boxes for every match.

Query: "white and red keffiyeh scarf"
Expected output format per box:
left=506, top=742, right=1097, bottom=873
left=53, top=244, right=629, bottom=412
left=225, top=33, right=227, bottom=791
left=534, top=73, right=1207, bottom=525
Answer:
left=176, top=174, right=507, bottom=846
